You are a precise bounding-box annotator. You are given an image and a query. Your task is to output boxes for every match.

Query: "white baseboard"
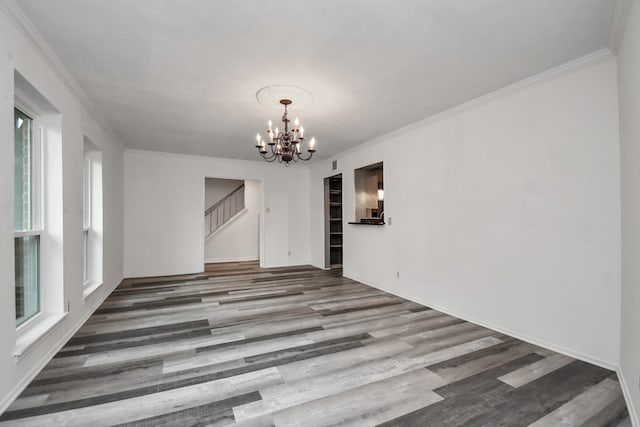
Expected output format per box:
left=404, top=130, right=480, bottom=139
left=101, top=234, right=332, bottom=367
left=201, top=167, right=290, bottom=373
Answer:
left=345, top=272, right=617, bottom=371
left=0, top=277, right=123, bottom=415
left=618, top=367, right=639, bottom=427
left=205, top=256, right=259, bottom=264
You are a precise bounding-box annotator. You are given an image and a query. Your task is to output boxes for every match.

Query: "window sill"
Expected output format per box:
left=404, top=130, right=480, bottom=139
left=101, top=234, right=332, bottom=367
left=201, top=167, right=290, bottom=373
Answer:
left=83, top=280, right=103, bottom=300
left=348, top=221, right=386, bottom=226
left=13, top=312, right=68, bottom=360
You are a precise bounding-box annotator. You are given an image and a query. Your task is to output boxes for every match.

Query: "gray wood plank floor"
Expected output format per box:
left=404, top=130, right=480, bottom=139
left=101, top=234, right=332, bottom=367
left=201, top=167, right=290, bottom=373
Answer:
left=0, top=262, right=629, bottom=426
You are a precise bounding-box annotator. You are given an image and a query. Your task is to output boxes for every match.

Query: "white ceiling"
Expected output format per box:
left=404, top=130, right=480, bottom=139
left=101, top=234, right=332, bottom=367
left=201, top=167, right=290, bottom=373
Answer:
left=16, top=0, right=617, bottom=161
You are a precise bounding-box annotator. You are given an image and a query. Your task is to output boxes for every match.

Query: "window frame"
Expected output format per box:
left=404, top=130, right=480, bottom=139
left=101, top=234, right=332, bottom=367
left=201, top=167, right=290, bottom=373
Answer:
left=353, top=161, right=384, bottom=225
left=13, top=103, right=45, bottom=329
left=82, top=138, right=103, bottom=298
left=82, top=155, right=92, bottom=286
left=12, top=71, right=68, bottom=360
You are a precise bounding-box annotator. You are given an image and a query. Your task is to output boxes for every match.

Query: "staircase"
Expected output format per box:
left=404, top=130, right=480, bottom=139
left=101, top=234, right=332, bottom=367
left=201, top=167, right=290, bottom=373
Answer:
left=205, top=184, right=245, bottom=239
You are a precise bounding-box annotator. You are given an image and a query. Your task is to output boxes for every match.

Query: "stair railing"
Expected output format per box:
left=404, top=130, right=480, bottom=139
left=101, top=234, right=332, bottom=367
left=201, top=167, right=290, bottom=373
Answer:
left=205, top=184, right=245, bottom=239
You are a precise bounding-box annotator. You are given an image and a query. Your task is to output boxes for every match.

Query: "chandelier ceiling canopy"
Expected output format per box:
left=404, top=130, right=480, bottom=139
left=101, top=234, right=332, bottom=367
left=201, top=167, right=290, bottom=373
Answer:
left=256, top=85, right=314, bottom=111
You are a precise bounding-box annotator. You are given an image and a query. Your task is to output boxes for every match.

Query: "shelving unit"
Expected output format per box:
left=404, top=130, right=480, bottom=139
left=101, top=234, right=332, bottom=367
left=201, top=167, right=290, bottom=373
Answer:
left=327, top=175, right=343, bottom=267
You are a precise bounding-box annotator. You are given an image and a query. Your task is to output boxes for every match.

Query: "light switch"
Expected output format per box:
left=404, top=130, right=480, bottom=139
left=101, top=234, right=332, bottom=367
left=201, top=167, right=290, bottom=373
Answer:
left=388, top=217, right=392, bottom=225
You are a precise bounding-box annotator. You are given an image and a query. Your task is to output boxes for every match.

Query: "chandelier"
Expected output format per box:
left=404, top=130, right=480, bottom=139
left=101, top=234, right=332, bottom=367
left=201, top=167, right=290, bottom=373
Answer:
left=254, top=99, right=316, bottom=165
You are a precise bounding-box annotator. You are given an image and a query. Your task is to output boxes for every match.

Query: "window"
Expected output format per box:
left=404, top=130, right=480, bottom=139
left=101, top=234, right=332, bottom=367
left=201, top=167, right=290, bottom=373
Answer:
left=83, top=137, right=103, bottom=294
left=12, top=71, right=65, bottom=357
left=83, top=155, right=91, bottom=284
left=14, top=107, right=41, bottom=326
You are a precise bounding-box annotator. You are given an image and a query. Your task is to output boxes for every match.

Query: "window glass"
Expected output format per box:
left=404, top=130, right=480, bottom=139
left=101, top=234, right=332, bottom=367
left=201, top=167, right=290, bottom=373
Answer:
left=14, top=107, right=40, bottom=326
left=14, top=108, right=33, bottom=231
left=15, top=236, right=40, bottom=325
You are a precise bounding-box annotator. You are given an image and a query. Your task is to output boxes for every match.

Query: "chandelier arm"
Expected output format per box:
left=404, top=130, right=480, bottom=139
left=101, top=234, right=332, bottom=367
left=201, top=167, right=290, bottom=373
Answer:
left=296, top=151, right=313, bottom=161
left=260, top=152, right=278, bottom=162
left=260, top=146, right=276, bottom=159
left=265, top=142, right=282, bottom=160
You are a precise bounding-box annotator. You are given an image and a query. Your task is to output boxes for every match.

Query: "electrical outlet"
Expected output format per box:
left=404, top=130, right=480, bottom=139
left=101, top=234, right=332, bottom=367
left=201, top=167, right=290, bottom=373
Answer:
left=396, top=271, right=400, bottom=279
left=388, top=217, right=392, bottom=225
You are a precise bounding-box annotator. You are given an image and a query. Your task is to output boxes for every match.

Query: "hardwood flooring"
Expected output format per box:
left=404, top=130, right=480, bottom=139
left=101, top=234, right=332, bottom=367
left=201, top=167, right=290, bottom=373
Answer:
left=0, top=262, right=630, bottom=426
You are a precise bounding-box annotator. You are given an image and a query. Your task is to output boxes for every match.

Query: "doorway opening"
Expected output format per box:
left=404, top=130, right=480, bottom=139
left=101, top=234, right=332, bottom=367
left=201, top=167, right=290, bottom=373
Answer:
left=204, top=177, right=262, bottom=266
left=324, top=174, right=343, bottom=268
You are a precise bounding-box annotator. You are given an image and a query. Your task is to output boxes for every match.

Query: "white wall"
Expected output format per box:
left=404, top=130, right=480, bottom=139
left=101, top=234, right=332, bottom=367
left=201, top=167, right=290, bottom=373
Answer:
left=310, top=52, right=621, bottom=368
left=124, top=150, right=310, bottom=277
left=0, top=4, right=124, bottom=413
left=204, top=178, right=243, bottom=210
left=205, top=180, right=261, bottom=263
left=618, top=0, right=640, bottom=423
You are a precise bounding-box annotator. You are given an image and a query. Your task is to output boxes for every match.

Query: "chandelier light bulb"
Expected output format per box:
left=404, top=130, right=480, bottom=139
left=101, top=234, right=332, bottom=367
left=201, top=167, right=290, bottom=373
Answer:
left=309, top=137, right=316, bottom=151
left=299, top=126, right=304, bottom=138
left=255, top=133, right=261, bottom=147
left=294, top=117, right=300, bottom=128
left=268, top=120, right=272, bottom=131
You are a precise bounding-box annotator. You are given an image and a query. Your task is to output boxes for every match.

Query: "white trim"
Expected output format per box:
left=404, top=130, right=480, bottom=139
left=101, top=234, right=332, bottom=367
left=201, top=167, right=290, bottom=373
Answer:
left=0, top=0, right=126, bottom=150
left=331, top=49, right=615, bottom=162
left=83, top=157, right=92, bottom=229
left=609, top=0, right=632, bottom=54
left=617, top=368, right=639, bottom=427
left=14, top=230, right=41, bottom=238
left=205, top=256, right=259, bottom=264
left=13, top=312, right=67, bottom=359
left=0, top=276, right=123, bottom=415
left=82, top=281, right=103, bottom=301
left=33, top=124, right=43, bottom=231
left=14, top=93, right=42, bottom=118
left=128, top=148, right=307, bottom=170
left=82, top=228, right=89, bottom=285
left=345, top=272, right=618, bottom=371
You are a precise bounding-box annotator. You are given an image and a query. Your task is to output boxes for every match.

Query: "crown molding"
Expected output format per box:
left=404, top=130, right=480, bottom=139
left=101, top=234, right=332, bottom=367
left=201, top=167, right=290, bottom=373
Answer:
left=0, top=0, right=125, bottom=150
left=124, top=148, right=310, bottom=170
left=609, top=0, right=632, bottom=54
left=330, top=48, right=615, bottom=160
